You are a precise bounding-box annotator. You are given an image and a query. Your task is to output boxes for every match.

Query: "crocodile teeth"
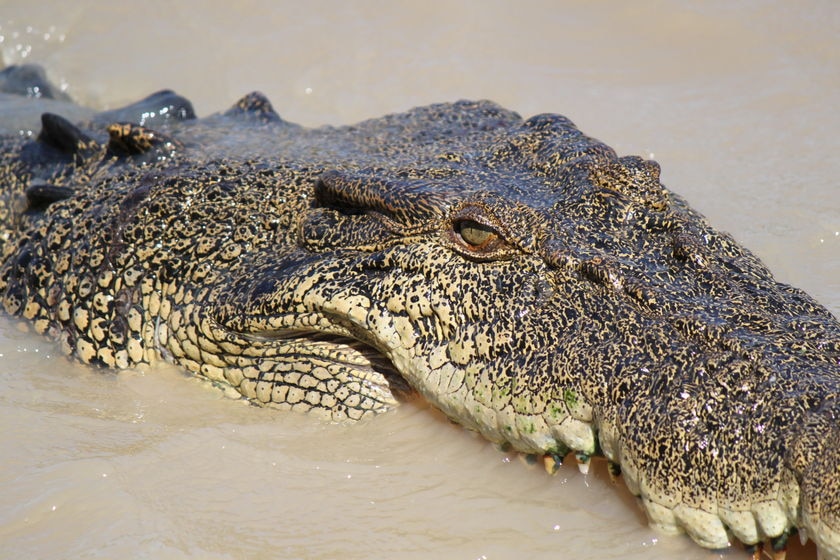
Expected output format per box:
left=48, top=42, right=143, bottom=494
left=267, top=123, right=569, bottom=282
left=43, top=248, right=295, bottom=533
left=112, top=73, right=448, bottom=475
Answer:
left=542, top=453, right=563, bottom=475
left=575, top=452, right=590, bottom=475
left=606, top=461, right=621, bottom=483
left=770, top=530, right=790, bottom=555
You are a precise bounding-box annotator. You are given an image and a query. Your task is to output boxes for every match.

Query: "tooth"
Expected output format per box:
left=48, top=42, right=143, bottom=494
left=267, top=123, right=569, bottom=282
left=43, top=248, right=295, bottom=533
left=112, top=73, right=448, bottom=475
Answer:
left=607, top=461, right=621, bottom=483
left=575, top=452, right=590, bottom=474
left=771, top=530, right=790, bottom=553
left=543, top=454, right=563, bottom=475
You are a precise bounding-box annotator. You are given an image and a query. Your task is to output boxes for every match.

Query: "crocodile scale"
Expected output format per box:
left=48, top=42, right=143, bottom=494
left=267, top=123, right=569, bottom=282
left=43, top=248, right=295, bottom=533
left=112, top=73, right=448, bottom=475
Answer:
left=1, top=65, right=838, bottom=558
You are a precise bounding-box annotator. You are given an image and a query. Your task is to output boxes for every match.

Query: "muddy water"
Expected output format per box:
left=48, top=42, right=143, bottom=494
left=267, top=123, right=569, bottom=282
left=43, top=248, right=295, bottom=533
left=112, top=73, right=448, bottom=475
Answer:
left=0, top=2, right=838, bottom=559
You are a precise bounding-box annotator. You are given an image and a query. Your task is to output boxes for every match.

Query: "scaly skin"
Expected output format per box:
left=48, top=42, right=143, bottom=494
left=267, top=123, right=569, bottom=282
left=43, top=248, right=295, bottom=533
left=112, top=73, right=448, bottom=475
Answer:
left=0, top=65, right=838, bottom=558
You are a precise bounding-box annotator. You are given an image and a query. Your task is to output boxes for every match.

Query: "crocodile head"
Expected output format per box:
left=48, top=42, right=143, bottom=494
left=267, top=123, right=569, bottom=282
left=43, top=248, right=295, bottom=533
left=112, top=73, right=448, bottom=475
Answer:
left=211, top=110, right=673, bottom=443
left=1, top=75, right=838, bottom=557
left=198, top=105, right=840, bottom=556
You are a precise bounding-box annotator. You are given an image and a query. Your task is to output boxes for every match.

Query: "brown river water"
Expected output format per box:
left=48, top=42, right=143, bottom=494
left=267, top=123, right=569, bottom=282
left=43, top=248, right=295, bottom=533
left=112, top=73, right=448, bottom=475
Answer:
left=0, top=2, right=838, bottom=559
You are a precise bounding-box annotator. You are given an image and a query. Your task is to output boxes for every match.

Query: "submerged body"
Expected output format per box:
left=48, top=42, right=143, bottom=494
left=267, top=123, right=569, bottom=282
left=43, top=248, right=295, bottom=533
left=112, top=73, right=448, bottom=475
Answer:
left=0, top=65, right=838, bottom=558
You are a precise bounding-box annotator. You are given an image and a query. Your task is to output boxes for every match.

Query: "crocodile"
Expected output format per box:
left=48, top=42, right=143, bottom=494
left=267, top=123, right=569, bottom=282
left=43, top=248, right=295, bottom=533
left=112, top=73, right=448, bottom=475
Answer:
left=0, top=64, right=838, bottom=559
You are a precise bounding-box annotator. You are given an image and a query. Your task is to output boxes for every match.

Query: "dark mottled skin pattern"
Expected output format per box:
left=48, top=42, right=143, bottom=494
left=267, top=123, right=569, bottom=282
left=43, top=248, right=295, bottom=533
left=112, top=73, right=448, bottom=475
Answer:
left=0, top=65, right=838, bottom=558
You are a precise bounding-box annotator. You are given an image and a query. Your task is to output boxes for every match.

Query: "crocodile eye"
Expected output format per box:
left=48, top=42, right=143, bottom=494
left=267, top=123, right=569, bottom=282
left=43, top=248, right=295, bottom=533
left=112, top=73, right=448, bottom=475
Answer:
left=446, top=205, right=514, bottom=261
left=456, top=219, right=498, bottom=249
